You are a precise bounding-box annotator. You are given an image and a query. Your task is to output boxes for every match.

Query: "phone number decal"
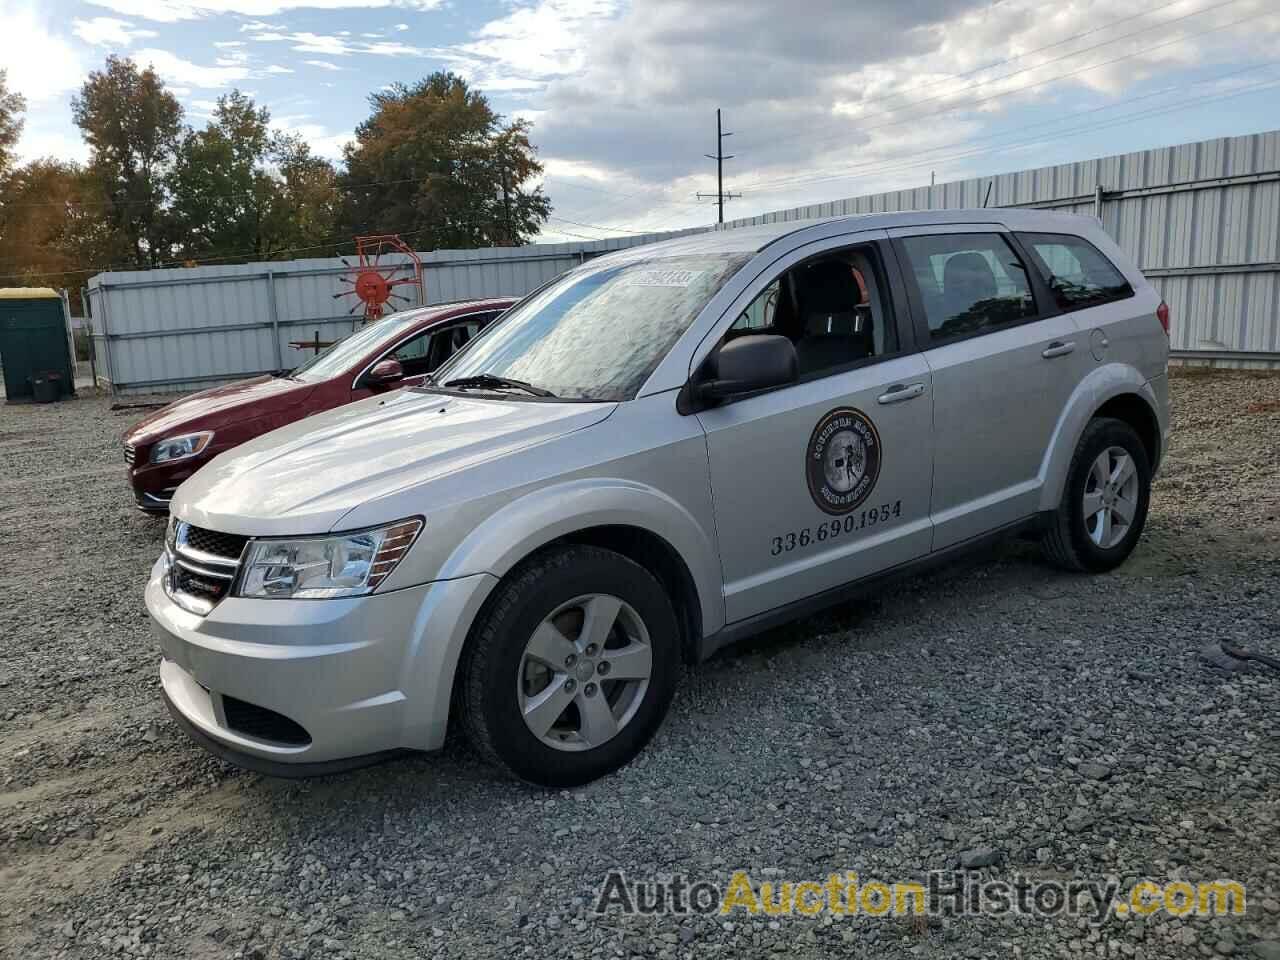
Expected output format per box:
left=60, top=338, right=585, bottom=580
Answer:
left=770, top=500, right=902, bottom=556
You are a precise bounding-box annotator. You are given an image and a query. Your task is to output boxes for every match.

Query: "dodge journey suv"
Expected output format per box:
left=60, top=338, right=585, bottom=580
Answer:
left=148, top=209, right=1170, bottom=786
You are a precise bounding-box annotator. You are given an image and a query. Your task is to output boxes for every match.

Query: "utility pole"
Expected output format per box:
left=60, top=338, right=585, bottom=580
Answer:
left=696, top=108, right=741, bottom=224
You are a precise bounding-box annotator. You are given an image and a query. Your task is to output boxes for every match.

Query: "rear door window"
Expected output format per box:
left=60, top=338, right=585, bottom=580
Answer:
left=898, top=233, right=1037, bottom=343
left=1017, top=232, right=1133, bottom=312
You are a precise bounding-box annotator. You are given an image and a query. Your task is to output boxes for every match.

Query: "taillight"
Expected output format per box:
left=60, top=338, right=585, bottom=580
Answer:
left=1156, top=301, right=1170, bottom=336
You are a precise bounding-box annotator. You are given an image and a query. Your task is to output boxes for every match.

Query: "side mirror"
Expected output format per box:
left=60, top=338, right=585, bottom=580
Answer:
left=366, top=358, right=404, bottom=387
left=679, top=334, right=798, bottom=413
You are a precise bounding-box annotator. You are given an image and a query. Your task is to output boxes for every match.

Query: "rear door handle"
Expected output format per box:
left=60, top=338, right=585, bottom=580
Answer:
left=1042, top=340, right=1075, bottom=359
left=877, top=382, right=925, bottom=404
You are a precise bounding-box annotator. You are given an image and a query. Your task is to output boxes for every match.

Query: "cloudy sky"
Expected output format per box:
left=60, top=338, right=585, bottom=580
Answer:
left=4, top=0, right=1279, bottom=241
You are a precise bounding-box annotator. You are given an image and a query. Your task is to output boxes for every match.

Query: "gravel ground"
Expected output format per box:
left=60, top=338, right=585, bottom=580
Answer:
left=1, top=371, right=1278, bottom=960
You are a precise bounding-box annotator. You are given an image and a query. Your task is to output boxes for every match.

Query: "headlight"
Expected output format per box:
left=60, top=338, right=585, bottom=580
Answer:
left=150, top=431, right=214, bottom=464
left=237, top=518, right=422, bottom=599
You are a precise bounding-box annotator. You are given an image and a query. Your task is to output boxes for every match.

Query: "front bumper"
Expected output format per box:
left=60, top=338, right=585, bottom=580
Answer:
left=146, top=558, right=498, bottom=771
left=128, top=456, right=207, bottom=513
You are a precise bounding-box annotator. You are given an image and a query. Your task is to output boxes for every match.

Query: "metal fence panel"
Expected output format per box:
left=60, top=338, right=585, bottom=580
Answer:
left=86, top=129, right=1280, bottom=394
left=723, top=128, right=1280, bottom=366
left=86, top=231, right=697, bottom=395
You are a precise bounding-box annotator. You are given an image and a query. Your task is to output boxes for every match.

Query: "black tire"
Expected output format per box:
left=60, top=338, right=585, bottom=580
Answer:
left=458, top=544, right=679, bottom=787
left=1043, top=417, right=1151, bottom=573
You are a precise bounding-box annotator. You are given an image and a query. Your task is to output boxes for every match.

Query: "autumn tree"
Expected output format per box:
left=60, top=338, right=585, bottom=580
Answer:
left=266, top=135, right=340, bottom=253
left=169, top=91, right=339, bottom=260
left=0, top=161, right=119, bottom=306
left=0, top=69, right=26, bottom=179
left=340, top=72, right=550, bottom=248
left=72, top=55, right=183, bottom=267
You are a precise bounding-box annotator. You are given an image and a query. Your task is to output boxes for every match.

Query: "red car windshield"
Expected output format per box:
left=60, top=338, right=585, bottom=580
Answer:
left=289, top=311, right=426, bottom=382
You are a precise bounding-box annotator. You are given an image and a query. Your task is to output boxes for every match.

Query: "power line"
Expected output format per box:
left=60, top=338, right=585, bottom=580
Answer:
left=735, top=70, right=1280, bottom=200
left=545, top=215, right=666, bottom=235
left=635, top=63, right=1278, bottom=233
left=618, top=0, right=1271, bottom=223
left=735, top=0, right=1246, bottom=154
left=694, top=108, right=741, bottom=225
left=732, top=6, right=1277, bottom=194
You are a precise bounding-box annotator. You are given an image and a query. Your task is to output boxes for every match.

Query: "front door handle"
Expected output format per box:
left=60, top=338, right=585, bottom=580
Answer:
left=877, top=382, right=925, bottom=404
left=1042, top=340, right=1076, bottom=359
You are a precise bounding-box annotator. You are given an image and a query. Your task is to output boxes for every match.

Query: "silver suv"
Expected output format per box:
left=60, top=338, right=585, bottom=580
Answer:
left=148, top=209, right=1170, bottom=785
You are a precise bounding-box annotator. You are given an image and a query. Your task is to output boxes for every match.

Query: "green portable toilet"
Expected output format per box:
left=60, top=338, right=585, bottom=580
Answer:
left=0, top=288, right=76, bottom=403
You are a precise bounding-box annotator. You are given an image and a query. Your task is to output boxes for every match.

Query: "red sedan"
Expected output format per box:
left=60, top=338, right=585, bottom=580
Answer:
left=122, top=298, right=515, bottom=513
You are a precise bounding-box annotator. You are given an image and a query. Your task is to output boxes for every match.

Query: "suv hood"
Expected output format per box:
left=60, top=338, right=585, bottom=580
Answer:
left=172, top=389, right=616, bottom=535
left=124, top=375, right=316, bottom=442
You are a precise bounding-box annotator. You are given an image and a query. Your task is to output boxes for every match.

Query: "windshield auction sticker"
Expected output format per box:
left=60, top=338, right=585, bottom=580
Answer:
left=620, top=269, right=706, bottom=287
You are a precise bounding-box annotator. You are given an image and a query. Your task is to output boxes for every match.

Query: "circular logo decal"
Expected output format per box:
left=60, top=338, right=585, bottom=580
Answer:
left=805, top=407, right=882, bottom=515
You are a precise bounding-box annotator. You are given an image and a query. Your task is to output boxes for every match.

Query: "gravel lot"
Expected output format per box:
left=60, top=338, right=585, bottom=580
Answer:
left=2, top=371, right=1278, bottom=960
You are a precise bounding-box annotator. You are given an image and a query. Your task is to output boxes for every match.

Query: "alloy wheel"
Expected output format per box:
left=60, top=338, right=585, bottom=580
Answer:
left=516, top=594, right=653, bottom=752
left=1082, top=445, right=1139, bottom=549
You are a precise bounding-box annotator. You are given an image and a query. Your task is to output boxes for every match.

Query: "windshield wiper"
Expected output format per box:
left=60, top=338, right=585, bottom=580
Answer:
left=442, top=374, right=556, bottom=397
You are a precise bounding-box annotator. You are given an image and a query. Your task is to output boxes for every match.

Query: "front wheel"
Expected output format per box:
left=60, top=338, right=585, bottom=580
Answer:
left=1043, top=417, right=1151, bottom=573
left=458, top=544, right=679, bottom=786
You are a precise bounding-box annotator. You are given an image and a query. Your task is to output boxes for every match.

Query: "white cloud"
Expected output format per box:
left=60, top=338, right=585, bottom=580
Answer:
left=284, top=31, right=349, bottom=54
left=428, top=0, right=619, bottom=91
left=213, top=39, right=246, bottom=47
left=85, top=0, right=449, bottom=23
left=393, top=22, right=409, bottom=30
left=245, top=27, right=427, bottom=57
left=270, top=114, right=351, bottom=159
left=14, top=125, right=90, bottom=165
left=264, top=64, right=294, bottom=73
left=484, top=0, right=1280, bottom=233
left=0, top=4, right=84, bottom=104
left=132, top=47, right=253, bottom=87
left=302, top=60, right=343, bottom=71
left=72, top=16, right=159, bottom=46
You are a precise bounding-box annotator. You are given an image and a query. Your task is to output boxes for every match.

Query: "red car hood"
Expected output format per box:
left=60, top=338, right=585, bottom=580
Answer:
left=124, top=376, right=317, bottom=442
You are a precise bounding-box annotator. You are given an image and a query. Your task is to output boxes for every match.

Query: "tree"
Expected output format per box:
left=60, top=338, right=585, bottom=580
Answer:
left=72, top=55, right=183, bottom=267
left=169, top=90, right=340, bottom=261
left=0, top=160, right=118, bottom=303
left=0, top=69, right=26, bottom=179
left=169, top=90, right=273, bottom=259
left=265, top=135, right=340, bottom=254
left=339, top=72, right=550, bottom=248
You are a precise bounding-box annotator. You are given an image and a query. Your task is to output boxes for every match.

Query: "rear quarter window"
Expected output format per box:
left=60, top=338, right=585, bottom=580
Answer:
left=898, top=232, right=1037, bottom=343
left=1017, top=232, right=1133, bottom=312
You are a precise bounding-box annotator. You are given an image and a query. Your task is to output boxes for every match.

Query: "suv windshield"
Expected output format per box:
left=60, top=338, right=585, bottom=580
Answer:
left=289, top=310, right=422, bottom=382
left=431, top=254, right=747, bottom=401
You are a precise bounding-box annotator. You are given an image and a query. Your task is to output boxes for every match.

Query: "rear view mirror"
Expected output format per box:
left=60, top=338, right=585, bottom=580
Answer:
left=679, top=334, right=798, bottom=413
left=366, top=358, right=404, bottom=386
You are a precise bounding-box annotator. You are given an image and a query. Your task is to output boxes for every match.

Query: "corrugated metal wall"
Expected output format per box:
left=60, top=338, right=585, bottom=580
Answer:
left=86, top=128, right=1280, bottom=395
left=724, top=129, right=1280, bottom=367
left=85, top=232, right=698, bottom=395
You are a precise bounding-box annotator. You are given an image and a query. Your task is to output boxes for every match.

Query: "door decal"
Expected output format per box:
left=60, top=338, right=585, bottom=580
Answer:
left=805, top=408, right=882, bottom=515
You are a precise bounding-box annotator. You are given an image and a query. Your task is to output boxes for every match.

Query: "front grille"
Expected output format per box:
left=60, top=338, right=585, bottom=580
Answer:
left=222, top=696, right=311, bottom=746
left=165, top=522, right=247, bottom=615
left=123, top=443, right=136, bottom=466
left=184, top=525, right=249, bottom=561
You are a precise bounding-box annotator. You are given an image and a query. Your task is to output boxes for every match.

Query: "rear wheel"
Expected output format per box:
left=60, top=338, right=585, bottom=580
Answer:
left=1043, top=417, right=1151, bottom=572
left=458, top=544, right=679, bottom=786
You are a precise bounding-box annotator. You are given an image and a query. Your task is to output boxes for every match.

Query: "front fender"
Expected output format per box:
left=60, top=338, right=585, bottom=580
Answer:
left=1037, top=363, right=1161, bottom=513
left=435, top=477, right=726, bottom=637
